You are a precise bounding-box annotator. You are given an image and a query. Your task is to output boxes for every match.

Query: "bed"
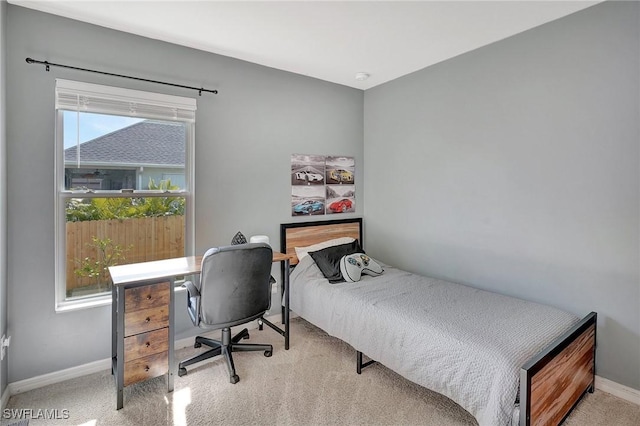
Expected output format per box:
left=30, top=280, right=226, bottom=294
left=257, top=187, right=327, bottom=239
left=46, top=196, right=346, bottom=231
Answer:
left=280, top=218, right=596, bottom=426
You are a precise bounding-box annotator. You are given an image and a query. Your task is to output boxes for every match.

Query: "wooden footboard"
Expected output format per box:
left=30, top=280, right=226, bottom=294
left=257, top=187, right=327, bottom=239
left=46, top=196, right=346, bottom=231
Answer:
left=520, top=312, right=597, bottom=426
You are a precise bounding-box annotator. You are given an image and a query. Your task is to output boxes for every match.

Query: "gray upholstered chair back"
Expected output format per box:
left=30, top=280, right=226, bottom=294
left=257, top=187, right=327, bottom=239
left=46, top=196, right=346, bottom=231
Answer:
left=197, top=243, right=273, bottom=329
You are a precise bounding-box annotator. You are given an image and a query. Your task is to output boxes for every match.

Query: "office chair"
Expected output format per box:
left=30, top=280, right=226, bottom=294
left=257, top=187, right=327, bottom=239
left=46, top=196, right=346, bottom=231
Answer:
left=178, top=243, right=274, bottom=384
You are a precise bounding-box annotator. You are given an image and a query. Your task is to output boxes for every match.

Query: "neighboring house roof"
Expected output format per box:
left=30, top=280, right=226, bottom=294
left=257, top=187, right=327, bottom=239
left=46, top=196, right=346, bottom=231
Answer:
left=64, top=120, right=185, bottom=166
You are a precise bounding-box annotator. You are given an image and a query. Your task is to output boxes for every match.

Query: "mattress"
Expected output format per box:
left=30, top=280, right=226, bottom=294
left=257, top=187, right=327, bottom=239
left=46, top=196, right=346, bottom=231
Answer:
left=289, top=256, right=579, bottom=426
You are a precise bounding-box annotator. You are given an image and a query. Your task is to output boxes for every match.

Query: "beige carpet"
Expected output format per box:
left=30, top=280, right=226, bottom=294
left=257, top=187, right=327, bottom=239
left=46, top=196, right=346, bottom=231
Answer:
left=2, top=318, right=639, bottom=426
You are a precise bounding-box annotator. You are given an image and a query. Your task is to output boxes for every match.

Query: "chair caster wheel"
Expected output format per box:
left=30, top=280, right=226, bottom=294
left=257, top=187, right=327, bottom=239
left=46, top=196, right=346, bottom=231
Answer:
left=194, top=342, right=201, bottom=348
left=230, top=374, right=240, bottom=384
left=264, top=350, right=272, bottom=357
left=258, top=319, right=264, bottom=331
left=178, top=367, right=187, bottom=377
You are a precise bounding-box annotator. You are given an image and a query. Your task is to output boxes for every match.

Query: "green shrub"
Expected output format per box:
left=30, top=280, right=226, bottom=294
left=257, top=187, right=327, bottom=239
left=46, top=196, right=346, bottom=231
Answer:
left=74, top=237, right=132, bottom=291
left=66, top=179, right=185, bottom=222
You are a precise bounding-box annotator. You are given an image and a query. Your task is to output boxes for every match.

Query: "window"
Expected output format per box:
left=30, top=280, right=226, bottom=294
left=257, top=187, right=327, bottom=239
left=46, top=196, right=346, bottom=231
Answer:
left=55, top=79, right=196, bottom=311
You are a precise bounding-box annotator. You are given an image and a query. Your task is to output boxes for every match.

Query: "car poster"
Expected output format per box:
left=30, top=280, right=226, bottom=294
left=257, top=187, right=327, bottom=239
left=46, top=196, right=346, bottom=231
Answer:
left=326, top=184, right=355, bottom=214
left=291, top=154, right=355, bottom=216
left=325, top=155, right=355, bottom=215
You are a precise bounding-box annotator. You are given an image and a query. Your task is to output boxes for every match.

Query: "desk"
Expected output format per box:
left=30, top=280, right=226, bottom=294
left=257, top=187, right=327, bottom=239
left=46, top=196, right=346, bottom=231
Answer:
left=109, top=252, right=292, bottom=410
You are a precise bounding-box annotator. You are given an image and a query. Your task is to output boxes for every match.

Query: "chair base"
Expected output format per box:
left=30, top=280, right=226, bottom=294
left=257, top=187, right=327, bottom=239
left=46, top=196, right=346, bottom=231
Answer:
left=178, top=327, right=272, bottom=383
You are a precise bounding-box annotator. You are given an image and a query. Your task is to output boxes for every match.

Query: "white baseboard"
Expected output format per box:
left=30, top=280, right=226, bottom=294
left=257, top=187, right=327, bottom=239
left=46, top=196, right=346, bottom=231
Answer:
left=5, top=313, right=283, bottom=398
left=8, top=358, right=112, bottom=396
left=596, top=375, right=640, bottom=405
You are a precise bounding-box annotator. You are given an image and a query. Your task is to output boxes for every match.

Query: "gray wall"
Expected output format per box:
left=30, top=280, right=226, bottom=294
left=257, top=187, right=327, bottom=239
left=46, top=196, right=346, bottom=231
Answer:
left=364, top=1, right=639, bottom=390
left=0, top=0, right=7, bottom=396
left=5, top=5, right=363, bottom=382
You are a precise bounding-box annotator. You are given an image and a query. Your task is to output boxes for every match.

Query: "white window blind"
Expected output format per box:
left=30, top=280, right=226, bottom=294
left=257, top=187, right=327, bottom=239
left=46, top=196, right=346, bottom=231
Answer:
left=55, top=79, right=197, bottom=122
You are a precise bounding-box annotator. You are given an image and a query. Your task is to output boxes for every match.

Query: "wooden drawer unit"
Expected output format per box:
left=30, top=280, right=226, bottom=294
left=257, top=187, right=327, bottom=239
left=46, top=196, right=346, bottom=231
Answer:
left=120, top=281, right=171, bottom=388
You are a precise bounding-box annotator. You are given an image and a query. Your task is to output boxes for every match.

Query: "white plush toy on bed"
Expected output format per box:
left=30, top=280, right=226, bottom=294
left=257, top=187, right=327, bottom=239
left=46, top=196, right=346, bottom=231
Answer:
left=340, top=253, right=384, bottom=282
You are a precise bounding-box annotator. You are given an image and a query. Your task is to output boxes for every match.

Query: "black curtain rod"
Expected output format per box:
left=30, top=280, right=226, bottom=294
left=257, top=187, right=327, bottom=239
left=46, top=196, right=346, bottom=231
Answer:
left=26, top=57, right=218, bottom=96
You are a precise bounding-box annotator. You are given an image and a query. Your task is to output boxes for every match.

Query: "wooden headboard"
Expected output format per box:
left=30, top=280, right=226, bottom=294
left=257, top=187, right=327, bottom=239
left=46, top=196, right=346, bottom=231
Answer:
left=280, top=218, right=363, bottom=265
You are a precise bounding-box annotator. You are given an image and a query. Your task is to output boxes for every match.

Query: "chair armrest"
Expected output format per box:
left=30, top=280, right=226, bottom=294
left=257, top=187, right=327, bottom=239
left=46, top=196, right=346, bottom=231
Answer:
left=183, top=280, right=200, bottom=325
left=182, top=280, right=200, bottom=298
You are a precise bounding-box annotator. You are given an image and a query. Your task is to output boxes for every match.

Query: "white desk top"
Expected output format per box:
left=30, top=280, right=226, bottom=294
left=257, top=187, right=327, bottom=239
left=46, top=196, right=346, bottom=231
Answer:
left=109, top=256, right=202, bottom=286
left=109, top=252, right=293, bottom=286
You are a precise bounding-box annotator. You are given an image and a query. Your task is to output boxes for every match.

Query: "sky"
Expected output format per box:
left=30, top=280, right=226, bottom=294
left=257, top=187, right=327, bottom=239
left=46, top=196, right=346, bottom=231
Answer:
left=63, top=111, right=143, bottom=149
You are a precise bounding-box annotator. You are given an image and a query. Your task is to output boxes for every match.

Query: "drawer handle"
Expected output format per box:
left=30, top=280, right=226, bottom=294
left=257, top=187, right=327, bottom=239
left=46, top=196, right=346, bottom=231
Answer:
left=144, top=366, right=150, bottom=372
left=145, top=317, right=151, bottom=323
left=145, top=342, right=151, bottom=348
left=146, top=295, right=152, bottom=300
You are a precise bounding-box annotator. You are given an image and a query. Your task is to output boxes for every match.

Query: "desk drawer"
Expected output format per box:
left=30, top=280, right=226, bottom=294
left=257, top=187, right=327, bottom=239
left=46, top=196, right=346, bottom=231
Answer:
left=124, top=351, right=168, bottom=387
left=124, top=306, right=169, bottom=337
left=124, top=328, right=169, bottom=361
left=125, top=282, right=170, bottom=313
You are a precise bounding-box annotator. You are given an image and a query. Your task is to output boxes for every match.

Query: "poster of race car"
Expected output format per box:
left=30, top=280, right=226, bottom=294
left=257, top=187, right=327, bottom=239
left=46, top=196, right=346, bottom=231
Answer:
left=291, top=154, right=325, bottom=186
left=325, top=156, right=355, bottom=184
left=326, top=185, right=355, bottom=214
left=291, top=185, right=325, bottom=216
left=291, top=154, right=355, bottom=216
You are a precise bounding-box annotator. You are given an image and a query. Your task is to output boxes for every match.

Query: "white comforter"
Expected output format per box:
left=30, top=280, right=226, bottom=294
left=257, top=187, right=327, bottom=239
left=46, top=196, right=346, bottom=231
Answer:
left=289, top=257, right=579, bottom=426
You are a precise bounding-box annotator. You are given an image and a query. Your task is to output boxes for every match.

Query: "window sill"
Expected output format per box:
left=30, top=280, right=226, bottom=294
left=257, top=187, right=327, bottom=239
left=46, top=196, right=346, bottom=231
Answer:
left=55, top=295, right=112, bottom=313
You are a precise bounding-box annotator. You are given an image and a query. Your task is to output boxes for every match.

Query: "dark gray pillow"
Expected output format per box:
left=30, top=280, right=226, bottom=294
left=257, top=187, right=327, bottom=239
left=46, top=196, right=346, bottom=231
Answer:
left=309, top=240, right=363, bottom=283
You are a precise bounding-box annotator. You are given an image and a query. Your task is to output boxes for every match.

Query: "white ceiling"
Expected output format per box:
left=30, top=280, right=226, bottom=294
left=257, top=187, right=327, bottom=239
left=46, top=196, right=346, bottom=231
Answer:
left=10, top=1, right=601, bottom=90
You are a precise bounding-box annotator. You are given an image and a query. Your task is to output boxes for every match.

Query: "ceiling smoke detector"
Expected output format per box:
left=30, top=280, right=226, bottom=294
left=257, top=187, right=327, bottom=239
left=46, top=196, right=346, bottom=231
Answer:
left=355, top=72, right=370, bottom=81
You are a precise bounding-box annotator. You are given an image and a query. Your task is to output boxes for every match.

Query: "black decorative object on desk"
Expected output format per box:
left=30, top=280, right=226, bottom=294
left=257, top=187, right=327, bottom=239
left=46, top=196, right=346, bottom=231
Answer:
left=231, top=231, right=248, bottom=245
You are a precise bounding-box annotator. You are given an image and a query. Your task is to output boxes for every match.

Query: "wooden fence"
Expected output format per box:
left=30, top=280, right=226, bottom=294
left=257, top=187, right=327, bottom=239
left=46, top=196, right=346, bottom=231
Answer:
left=66, top=215, right=185, bottom=292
